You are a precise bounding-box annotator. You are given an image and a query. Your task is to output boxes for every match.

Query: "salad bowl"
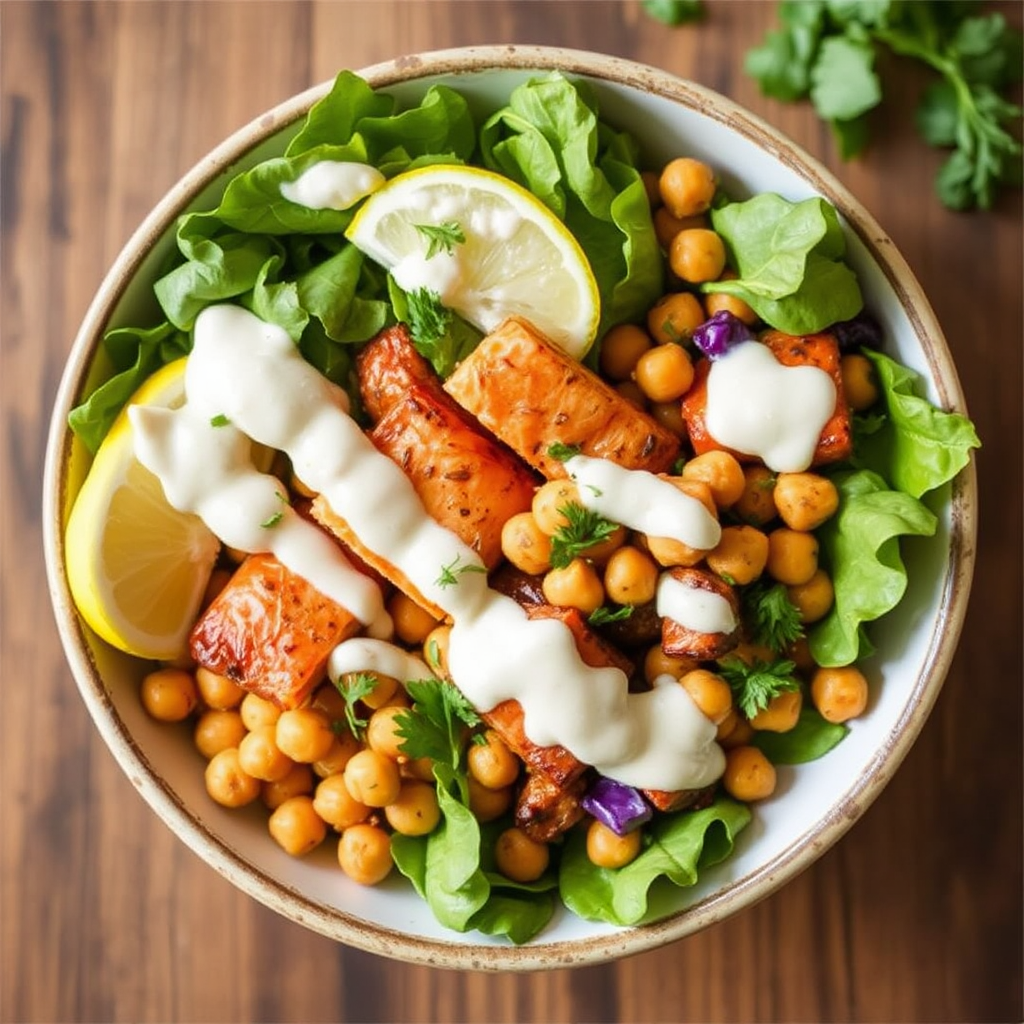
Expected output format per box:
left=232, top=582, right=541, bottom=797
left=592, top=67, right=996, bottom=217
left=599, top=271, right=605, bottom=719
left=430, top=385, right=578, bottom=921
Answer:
left=43, top=45, right=977, bottom=970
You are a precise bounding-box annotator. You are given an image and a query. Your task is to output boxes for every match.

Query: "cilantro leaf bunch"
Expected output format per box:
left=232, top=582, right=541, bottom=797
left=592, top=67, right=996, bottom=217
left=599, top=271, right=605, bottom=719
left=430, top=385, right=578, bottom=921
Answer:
left=745, top=0, right=1023, bottom=210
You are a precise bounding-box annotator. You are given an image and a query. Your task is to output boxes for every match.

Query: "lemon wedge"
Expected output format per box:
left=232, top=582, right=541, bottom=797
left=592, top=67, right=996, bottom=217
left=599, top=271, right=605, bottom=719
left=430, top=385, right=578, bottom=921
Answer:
left=65, top=358, right=220, bottom=660
left=346, top=165, right=600, bottom=360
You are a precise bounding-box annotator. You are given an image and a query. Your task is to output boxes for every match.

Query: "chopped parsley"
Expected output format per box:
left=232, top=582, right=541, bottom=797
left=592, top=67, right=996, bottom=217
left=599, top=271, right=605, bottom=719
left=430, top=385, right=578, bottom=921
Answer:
left=547, top=442, right=583, bottom=462
left=549, top=502, right=620, bottom=569
left=435, top=553, right=487, bottom=589
left=209, top=413, right=231, bottom=427
left=588, top=604, right=634, bottom=626
left=332, top=672, right=378, bottom=740
left=741, top=578, right=804, bottom=653
left=260, top=511, right=284, bottom=529
left=415, top=221, right=466, bottom=259
left=719, top=656, right=801, bottom=719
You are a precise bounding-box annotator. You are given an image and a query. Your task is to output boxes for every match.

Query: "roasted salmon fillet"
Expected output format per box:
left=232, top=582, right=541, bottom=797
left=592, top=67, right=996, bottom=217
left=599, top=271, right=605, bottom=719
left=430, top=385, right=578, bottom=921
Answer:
left=660, top=566, right=740, bottom=661
left=444, top=316, right=681, bottom=480
left=190, top=552, right=361, bottom=709
left=356, top=323, right=440, bottom=423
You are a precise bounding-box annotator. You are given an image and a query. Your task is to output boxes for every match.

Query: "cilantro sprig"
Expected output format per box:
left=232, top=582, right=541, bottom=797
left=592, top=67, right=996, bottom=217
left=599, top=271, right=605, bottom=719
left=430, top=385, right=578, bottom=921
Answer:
left=397, top=285, right=481, bottom=378
left=718, top=656, right=801, bottom=719
left=547, top=442, right=583, bottom=463
left=549, top=502, right=620, bottom=569
left=415, top=221, right=466, bottom=259
left=435, top=553, right=487, bottom=589
left=745, top=1, right=1023, bottom=210
left=588, top=604, right=634, bottom=626
left=741, top=578, right=805, bottom=653
left=332, top=672, right=378, bottom=740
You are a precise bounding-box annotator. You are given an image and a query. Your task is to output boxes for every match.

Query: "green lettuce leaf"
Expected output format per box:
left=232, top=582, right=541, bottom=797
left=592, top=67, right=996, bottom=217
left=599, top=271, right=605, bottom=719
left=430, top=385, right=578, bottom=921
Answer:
left=705, top=193, right=863, bottom=333
left=751, top=708, right=849, bottom=763
left=858, top=348, right=981, bottom=499
left=558, top=799, right=751, bottom=926
left=809, top=469, right=937, bottom=666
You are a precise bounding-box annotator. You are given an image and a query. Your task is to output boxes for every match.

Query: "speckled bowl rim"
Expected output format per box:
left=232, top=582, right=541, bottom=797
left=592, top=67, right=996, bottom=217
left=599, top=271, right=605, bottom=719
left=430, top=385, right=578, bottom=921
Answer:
left=43, top=44, right=977, bottom=971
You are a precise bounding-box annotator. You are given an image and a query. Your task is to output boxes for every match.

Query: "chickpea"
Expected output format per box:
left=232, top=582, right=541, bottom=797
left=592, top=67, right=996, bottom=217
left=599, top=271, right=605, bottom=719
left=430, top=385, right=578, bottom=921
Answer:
left=720, top=715, right=755, bottom=750
left=705, top=279, right=758, bottom=326
left=468, top=776, right=514, bottom=822
left=542, top=558, right=605, bottom=614
left=312, top=773, right=371, bottom=830
left=734, top=465, right=778, bottom=526
left=811, top=666, right=869, bottom=723
left=705, top=525, right=770, bottom=585
left=633, top=343, right=695, bottom=403
left=385, top=780, right=442, bottom=837
left=682, top=450, right=745, bottom=509
left=140, top=667, right=198, bottom=723
left=238, top=725, right=295, bottom=783
left=722, top=746, right=777, bottom=802
left=787, top=636, right=817, bottom=674
left=467, top=729, right=520, bottom=790
left=194, top=666, right=244, bottom=710
left=204, top=748, right=261, bottom=808
left=366, top=705, right=408, bottom=762
left=193, top=709, right=247, bottom=760
left=312, top=730, right=361, bottom=778
left=603, top=546, right=659, bottom=606
left=353, top=671, right=399, bottom=711
left=268, top=795, right=327, bottom=857
left=653, top=207, right=707, bottom=250
left=495, top=827, right=550, bottom=883
left=275, top=707, right=336, bottom=764
left=580, top=523, right=628, bottom=566
left=644, top=645, right=698, bottom=684
left=646, top=291, right=706, bottom=345
left=669, top=228, right=727, bottom=284
left=615, top=380, right=648, bottom=409
left=788, top=568, right=834, bottom=623
left=261, top=762, right=315, bottom=810
left=723, top=641, right=777, bottom=667
left=773, top=472, right=839, bottom=532
left=388, top=591, right=439, bottom=646
left=716, top=708, right=740, bottom=743
left=659, top=157, right=717, bottom=218
left=338, top=824, right=393, bottom=886
left=599, top=323, right=653, bottom=381
left=310, top=682, right=348, bottom=722
left=202, top=567, right=233, bottom=609
left=679, top=669, right=733, bottom=725
left=650, top=399, right=687, bottom=437
left=240, top=692, right=281, bottom=732
left=532, top=479, right=581, bottom=536
left=500, top=512, right=553, bottom=575
left=766, top=528, right=819, bottom=586
left=586, top=819, right=643, bottom=869
left=423, top=625, right=452, bottom=678
left=750, top=689, right=803, bottom=732
left=841, top=352, right=879, bottom=411
left=646, top=478, right=717, bottom=567
left=343, top=748, right=402, bottom=807
left=401, top=756, right=436, bottom=783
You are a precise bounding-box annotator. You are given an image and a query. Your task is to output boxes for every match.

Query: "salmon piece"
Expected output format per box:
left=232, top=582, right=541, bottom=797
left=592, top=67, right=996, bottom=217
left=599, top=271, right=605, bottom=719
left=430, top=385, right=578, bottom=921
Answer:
left=525, top=604, right=635, bottom=678
left=660, top=566, right=740, bottom=661
left=643, top=783, right=716, bottom=814
left=370, top=383, right=537, bottom=570
left=356, top=323, right=438, bottom=423
left=189, top=553, right=361, bottom=709
left=444, top=316, right=681, bottom=480
left=515, top=771, right=588, bottom=843
left=680, top=331, right=852, bottom=467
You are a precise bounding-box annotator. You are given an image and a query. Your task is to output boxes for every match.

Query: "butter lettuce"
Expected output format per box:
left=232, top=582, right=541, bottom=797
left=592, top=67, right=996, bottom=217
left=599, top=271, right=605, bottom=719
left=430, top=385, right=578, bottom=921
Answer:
left=752, top=708, right=849, bottom=763
left=809, top=469, right=938, bottom=666
left=559, top=799, right=751, bottom=926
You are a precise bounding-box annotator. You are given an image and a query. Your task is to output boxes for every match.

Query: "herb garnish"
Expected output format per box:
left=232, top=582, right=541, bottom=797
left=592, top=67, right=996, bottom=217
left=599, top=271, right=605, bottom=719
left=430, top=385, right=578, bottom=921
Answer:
left=332, top=672, right=378, bottom=740
left=436, top=553, right=487, bottom=589
left=718, top=656, right=801, bottom=719
left=400, top=286, right=481, bottom=378
left=209, top=413, right=231, bottom=427
left=549, top=502, right=620, bottom=569
left=741, top=579, right=805, bottom=653
left=588, top=604, right=635, bottom=626
left=260, top=511, right=283, bottom=529
left=415, top=221, right=466, bottom=259
left=547, top=442, right=583, bottom=462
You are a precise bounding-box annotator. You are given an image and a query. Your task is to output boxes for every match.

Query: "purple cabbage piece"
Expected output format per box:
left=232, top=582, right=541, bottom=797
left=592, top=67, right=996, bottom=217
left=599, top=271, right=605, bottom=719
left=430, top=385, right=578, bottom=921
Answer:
left=581, top=776, right=653, bottom=836
left=691, top=310, right=754, bottom=360
left=831, top=309, right=883, bottom=352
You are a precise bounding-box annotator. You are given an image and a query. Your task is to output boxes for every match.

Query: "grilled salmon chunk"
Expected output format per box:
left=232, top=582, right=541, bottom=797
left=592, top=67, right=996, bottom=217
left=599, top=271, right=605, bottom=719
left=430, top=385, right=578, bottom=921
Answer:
left=356, top=323, right=439, bottom=423
left=660, top=566, right=740, bottom=661
left=190, top=552, right=361, bottom=709
left=515, top=771, right=588, bottom=844
left=444, top=316, right=681, bottom=480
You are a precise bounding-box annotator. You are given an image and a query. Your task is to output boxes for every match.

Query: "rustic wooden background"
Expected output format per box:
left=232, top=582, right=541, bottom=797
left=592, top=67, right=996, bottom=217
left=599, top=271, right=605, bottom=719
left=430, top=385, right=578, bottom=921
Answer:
left=2, top=2, right=1021, bottom=1021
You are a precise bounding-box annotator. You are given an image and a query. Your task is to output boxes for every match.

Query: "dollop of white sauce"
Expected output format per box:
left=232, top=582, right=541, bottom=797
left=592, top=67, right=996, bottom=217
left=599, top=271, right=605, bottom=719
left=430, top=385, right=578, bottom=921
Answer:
left=279, top=161, right=385, bottom=211
left=566, top=455, right=721, bottom=550
left=657, top=573, right=737, bottom=635
left=329, top=638, right=433, bottom=684
left=132, top=304, right=724, bottom=791
left=705, top=341, right=836, bottom=472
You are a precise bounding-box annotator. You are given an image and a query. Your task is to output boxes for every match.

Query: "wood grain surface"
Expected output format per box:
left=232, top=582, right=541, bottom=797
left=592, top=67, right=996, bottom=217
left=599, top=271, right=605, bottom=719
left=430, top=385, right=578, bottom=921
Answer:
left=2, top=2, right=1021, bottom=1021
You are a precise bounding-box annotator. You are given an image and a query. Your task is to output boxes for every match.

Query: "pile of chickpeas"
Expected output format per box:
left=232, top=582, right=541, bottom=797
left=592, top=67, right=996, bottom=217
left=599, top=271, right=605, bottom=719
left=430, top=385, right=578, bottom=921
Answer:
left=140, top=153, right=885, bottom=885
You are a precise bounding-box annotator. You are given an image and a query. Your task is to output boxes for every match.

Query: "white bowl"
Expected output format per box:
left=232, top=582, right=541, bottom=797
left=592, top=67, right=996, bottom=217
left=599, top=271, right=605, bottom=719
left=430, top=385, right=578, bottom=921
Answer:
left=43, top=45, right=977, bottom=970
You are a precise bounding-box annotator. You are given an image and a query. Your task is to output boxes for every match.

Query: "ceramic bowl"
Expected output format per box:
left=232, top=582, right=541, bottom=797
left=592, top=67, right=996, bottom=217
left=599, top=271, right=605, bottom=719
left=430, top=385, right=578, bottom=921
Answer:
left=43, top=45, right=977, bottom=970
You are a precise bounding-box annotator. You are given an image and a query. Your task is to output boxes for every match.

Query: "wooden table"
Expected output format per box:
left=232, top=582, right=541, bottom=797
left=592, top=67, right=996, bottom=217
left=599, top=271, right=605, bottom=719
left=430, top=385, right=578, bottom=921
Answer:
left=3, top=3, right=1021, bottom=1021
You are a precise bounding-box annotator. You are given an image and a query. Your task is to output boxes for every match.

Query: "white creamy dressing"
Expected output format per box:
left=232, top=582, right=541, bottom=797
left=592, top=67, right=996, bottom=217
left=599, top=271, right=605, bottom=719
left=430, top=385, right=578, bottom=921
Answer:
left=565, top=455, right=721, bottom=550
left=279, top=161, right=385, bottom=211
left=329, top=638, right=433, bottom=685
left=656, top=573, right=737, bottom=635
left=705, top=341, right=836, bottom=472
left=132, top=304, right=723, bottom=792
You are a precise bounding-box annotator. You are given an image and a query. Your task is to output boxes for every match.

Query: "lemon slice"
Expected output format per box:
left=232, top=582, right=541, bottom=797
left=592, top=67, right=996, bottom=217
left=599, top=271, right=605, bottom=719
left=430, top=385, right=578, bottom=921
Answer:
left=346, top=165, right=600, bottom=359
left=65, top=358, right=220, bottom=660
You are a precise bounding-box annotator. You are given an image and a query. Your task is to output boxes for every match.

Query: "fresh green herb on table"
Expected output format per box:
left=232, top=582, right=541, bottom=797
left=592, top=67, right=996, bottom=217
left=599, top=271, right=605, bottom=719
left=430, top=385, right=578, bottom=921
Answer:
left=745, top=0, right=1023, bottom=210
